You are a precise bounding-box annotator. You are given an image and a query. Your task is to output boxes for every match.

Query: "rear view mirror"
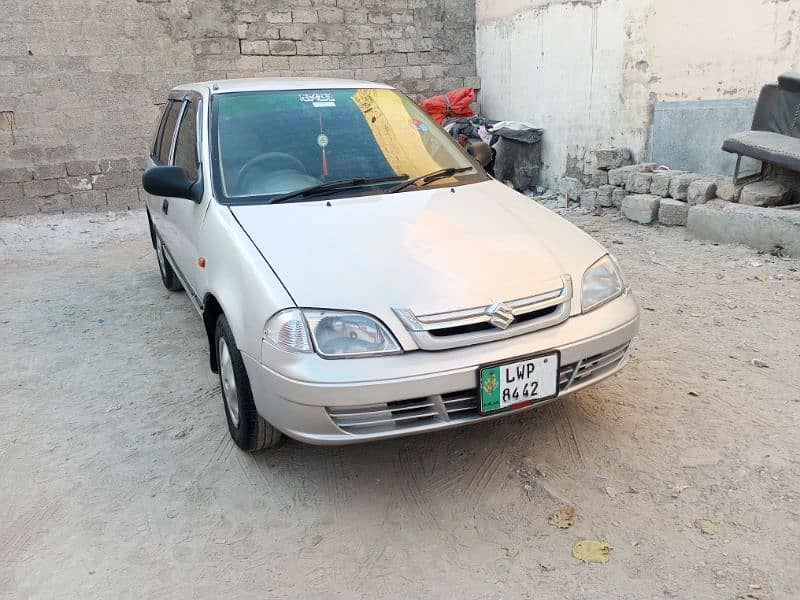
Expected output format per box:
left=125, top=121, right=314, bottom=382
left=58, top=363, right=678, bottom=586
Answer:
left=142, top=166, right=203, bottom=203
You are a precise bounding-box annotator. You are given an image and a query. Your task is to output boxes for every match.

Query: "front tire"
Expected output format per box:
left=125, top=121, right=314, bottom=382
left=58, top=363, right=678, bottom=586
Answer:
left=215, top=314, right=283, bottom=452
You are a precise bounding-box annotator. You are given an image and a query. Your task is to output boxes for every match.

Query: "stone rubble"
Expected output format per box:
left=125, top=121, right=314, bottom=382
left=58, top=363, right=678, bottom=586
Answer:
left=686, top=178, right=719, bottom=206
left=739, top=180, right=791, bottom=207
left=658, top=198, right=690, bottom=226
left=622, top=194, right=661, bottom=224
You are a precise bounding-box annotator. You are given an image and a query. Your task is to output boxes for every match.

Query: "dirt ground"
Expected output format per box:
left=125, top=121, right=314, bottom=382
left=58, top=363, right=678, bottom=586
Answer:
left=1, top=207, right=799, bottom=599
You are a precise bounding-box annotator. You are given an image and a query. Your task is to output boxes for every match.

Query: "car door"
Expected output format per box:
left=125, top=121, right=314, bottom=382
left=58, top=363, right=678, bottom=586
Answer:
left=147, top=97, right=182, bottom=239
left=159, top=93, right=209, bottom=305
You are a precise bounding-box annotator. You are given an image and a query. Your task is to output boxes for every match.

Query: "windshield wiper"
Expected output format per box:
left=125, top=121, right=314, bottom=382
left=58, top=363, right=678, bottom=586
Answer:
left=388, top=167, right=473, bottom=194
left=270, top=175, right=409, bottom=204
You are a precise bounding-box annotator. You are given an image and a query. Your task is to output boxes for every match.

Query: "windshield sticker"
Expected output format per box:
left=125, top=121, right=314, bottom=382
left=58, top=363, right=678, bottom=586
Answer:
left=299, top=92, right=336, bottom=108
left=410, top=118, right=430, bottom=133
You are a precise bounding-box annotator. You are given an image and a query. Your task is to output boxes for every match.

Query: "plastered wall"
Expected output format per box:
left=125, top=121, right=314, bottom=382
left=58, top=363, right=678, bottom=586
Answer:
left=476, top=0, right=800, bottom=187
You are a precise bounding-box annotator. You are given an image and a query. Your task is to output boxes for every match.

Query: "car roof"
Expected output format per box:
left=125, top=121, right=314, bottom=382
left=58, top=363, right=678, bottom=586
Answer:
left=173, top=77, right=395, bottom=95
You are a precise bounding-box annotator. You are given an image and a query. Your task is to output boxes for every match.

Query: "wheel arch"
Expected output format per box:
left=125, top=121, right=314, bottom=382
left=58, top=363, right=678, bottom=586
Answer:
left=203, top=293, right=225, bottom=373
left=146, top=207, right=157, bottom=249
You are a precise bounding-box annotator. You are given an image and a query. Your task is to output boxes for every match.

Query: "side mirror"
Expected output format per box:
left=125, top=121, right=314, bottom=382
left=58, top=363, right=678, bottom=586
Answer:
left=467, top=141, right=492, bottom=167
left=142, top=166, right=203, bottom=203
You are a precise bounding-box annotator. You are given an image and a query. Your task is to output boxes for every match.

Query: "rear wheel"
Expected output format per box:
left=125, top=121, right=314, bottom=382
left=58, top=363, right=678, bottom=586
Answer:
left=155, top=234, right=183, bottom=292
left=215, top=314, right=283, bottom=452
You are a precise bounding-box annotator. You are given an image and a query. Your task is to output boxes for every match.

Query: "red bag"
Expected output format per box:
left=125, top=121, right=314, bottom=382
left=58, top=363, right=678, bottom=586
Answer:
left=419, top=87, right=475, bottom=125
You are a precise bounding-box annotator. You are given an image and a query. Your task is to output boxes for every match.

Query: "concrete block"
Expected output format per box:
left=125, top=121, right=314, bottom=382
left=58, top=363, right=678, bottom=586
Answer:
left=590, top=171, right=609, bottom=187
left=0, top=199, right=30, bottom=217
left=70, top=190, right=107, bottom=211
left=58, top=176, right=93, bottom=193
left=580, top=188, right=598, bottom=210
left=609, top=165, right=637, bottom=186
left=23, top=179, right=58, bottom=198
left=558, top=177, right=583, bottom=201
left=715, top=177, right=736, bottom=202
left=687, top=178, right=718, bottom=206
left=0, top=182, right=22, bottom=201
left=668, top=173, right=703, bottom=201
left=91, top=172, right=129, bottom=190
left=612, top=188, right=627, bottom=208
left=0, top=167, right=33, bottom=183
left=597, top=185, right=615, bottom=207
left=98, top=158, right=130, bottom=173
left=739, top=180, right=791, bottom=207
left=650, top=170, right=685, bottom=197
left=106, top=188, right=140, bottom=211
left=589, top=147, right=630, bottom=170
left=65, top=160, right=100, bottom=177
left=622, top=194, right=661, bottom=224
left=629, top=172, right=654, bottom=194
left=37, top=194, right=71, bottom=214
left=32, top=163, right=66, bottom=180
left=658, top=198, right=689, bottom=226
left=688, top=200, right=800, bottom=257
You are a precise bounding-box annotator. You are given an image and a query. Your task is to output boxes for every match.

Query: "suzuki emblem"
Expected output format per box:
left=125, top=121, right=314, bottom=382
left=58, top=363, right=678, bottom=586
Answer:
left=486, top=301, right=515, bottom=330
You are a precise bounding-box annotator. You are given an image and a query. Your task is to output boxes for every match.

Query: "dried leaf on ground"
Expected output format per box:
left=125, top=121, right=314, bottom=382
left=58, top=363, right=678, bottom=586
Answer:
left=549, top=505, right=575, bottom=529
left=694, top=519, right=718, bottom=535
left=755, top=273, right=769, bottom=282
left=572, top=540, right=612, bottom=564
left=688, top=391, right=700, bottom=397
left=750, top=359, right=769, bottom=368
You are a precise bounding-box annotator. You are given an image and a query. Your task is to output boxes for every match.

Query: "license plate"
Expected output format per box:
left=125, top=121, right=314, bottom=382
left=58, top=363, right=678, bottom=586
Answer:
left=479, top=352, right=559, bottom=415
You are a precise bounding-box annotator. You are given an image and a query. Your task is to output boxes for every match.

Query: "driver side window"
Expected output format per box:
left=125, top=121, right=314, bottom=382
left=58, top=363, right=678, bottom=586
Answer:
left=173, top=101, right=199, bottom=181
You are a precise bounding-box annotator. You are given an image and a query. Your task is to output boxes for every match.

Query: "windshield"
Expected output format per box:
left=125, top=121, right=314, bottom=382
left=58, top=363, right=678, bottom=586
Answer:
left=211, top=88, right=482, bottom=202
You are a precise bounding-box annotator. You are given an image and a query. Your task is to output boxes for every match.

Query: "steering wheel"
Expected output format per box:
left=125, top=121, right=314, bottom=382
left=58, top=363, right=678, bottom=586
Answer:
left=237, top=152, right=309, bottom=195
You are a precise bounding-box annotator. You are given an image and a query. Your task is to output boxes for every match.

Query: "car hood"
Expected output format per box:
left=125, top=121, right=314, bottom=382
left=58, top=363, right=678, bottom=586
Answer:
left=230, top=180, right=606, bottom=317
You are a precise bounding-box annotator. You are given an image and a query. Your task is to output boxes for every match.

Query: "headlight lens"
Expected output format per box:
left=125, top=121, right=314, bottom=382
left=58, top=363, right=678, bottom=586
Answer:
left=263, top=309, right=401, bottom=358
left=581, top=255, right=624, bottom=312
left=303, top=310, right=401, bottom=358
left=263, top=308, right=312, bottom=353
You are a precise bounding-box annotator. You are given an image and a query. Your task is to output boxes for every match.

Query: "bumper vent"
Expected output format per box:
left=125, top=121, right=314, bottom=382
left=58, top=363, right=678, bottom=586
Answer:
left=326, top=343, right=631, bottom=436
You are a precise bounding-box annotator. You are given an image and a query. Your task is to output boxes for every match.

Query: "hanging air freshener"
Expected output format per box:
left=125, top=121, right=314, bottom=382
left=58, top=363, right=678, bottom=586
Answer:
left=318, top=114, right=329, bottom=177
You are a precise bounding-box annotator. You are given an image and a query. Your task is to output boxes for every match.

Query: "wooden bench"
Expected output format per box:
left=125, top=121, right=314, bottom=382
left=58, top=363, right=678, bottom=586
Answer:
left=722, top=72, right=800, bottom=186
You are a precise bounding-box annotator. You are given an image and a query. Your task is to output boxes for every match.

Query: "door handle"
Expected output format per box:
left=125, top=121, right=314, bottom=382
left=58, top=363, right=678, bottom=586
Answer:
left=162, top=198, right=169, bottom=215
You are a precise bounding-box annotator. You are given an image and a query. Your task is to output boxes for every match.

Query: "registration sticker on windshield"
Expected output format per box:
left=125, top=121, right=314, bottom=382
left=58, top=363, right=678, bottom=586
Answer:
left=299, top=92, right=336, bottom=108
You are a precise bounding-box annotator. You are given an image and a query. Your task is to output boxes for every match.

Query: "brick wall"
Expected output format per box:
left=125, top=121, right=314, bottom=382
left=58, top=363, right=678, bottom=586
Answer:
left=0, top=0, right=477, bottom=217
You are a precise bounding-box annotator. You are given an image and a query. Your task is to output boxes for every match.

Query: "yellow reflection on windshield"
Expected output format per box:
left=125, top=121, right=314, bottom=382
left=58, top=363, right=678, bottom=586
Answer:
left=351, top=89, right=446, bottom=178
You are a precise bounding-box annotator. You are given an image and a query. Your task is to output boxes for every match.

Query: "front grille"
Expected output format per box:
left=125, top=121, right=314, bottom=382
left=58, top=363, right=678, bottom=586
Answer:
left=428, top=305, right=560, bottom=337
left=326, top=343, right=631, bottom=436
left=392, top=276, right=573, bottom=351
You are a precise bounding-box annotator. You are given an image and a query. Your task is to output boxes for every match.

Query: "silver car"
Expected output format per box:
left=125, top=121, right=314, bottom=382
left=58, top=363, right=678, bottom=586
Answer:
left=142, top=78, right=640, bottom=451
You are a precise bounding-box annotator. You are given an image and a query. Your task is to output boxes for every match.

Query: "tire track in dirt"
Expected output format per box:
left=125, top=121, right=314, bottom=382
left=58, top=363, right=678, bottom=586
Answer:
left=393, top=444, right=441, bottom=530
left=323, top=447, right=350, bottom=515
left=548, top=401, right=586, bottom=469
left=461, top=447, right=503, bottom=506
left=0, top=499, right=61, bottom=564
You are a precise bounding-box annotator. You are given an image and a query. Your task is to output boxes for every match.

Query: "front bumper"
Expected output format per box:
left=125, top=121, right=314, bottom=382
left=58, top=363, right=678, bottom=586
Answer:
left=243, top=292, right=639, bottom=445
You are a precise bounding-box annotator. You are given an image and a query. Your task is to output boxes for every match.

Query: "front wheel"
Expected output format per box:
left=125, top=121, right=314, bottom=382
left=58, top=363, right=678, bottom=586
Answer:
left=215, top=314, right=283, bottom=452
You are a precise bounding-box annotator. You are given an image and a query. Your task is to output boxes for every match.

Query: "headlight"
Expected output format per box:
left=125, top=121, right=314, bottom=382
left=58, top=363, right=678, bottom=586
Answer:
left=263, top=309, right=312, bottom=353
left=263, top=309, right=401, bottom=358
left=581, top=255, right=624, bottom=312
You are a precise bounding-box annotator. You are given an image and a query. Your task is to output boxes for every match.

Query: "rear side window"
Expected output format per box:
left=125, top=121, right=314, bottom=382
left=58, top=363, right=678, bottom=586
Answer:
left=173, top=101, right=199, bottom=180
left=154, top=100, right=182, bottom=165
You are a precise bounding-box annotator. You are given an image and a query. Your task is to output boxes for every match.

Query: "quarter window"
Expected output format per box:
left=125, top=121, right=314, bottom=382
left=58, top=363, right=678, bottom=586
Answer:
left=173, top=101, right=199, bottom=180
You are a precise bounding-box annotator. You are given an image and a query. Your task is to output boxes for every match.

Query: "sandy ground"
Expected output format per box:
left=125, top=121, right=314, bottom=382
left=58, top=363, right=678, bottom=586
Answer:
left=1, top=207, right=799, bottom=600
